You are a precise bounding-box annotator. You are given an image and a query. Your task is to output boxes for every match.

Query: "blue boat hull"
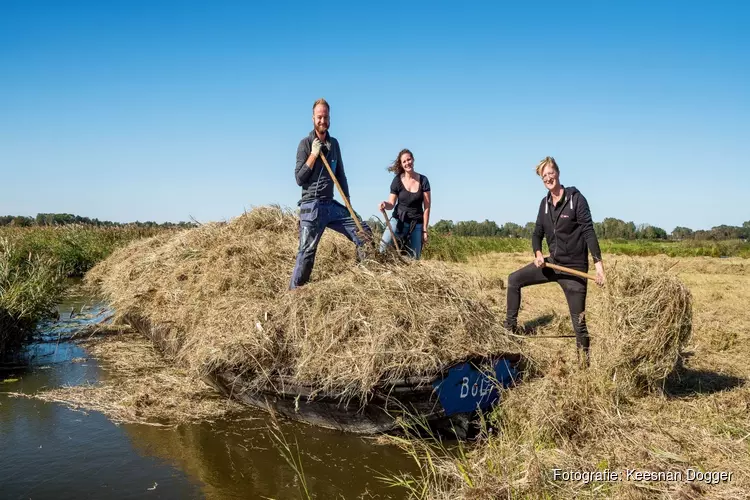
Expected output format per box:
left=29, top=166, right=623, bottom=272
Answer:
left=126, top=313, right=523, bottom=435
left=433, top=357, right=520, bottom=417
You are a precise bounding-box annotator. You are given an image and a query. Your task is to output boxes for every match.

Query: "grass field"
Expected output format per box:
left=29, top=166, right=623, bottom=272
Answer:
left=424, top=234, right=750, bottom=262
left=392, top=252, right=750, bottom=499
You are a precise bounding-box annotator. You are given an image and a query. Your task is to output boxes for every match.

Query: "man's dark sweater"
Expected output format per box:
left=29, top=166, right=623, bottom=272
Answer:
left=295, top=130, right=350, bottom=204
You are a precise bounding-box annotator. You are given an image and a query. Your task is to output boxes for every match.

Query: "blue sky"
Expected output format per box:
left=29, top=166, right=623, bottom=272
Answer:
left=1, top=1, right=747, bottom=232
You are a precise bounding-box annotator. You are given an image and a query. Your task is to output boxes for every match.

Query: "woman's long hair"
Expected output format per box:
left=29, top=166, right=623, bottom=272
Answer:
left=387, top=149, right=414, bottom=175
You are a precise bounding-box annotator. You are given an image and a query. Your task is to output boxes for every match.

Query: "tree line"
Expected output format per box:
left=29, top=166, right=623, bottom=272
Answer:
left=0, top=213, right=195, bottom=228
left=4, top=212, right=748, bottom=241
left=431, top=218, right=750, bottom=241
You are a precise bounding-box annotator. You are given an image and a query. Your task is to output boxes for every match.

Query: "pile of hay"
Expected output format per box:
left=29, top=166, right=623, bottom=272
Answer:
left=86, top=206, right=517, bottom=401
left=595, top=258, right=693, bottom=394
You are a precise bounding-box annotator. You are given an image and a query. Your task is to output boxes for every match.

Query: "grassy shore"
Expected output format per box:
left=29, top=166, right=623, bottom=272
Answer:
left=424, top=234, right=750, bottom=262
left=0, top=238, right=66, bottom=356
left=0, top=225, right=172, bottom=356
left=0, top=225, right=167, bottom=276
left=390, top=253, right=750, bottom=499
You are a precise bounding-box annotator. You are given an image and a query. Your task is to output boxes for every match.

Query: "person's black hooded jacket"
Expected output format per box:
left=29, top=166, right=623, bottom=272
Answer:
left=531, top=186, right=602, bottom=271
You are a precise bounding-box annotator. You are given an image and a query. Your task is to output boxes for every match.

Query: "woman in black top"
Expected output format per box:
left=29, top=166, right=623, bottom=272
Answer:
left=504, top=156, right=605, bottom=365
left=378, top=149, right=431, bottom=259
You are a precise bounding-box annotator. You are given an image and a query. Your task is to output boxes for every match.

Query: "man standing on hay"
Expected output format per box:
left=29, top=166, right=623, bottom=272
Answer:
left=290, top=98, right=372, bottom=289
left=504, top=156, right=605, bottom=366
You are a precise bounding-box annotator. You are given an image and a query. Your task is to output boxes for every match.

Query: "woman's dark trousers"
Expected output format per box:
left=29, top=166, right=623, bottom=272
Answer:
left=504, top=262, right=590, bottom=353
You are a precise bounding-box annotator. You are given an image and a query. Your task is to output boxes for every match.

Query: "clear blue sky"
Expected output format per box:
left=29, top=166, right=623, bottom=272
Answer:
left=1, top=1, right=747, bottom=232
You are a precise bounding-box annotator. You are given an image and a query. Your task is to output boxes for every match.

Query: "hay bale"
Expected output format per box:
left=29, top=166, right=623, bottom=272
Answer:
left=86, top=206, right=518, bottom=401
left=595, top=258, right=693, bottom=393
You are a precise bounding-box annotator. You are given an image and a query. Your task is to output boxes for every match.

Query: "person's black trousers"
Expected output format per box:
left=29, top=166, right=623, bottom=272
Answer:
left=505, top=261, right=590, bottom=351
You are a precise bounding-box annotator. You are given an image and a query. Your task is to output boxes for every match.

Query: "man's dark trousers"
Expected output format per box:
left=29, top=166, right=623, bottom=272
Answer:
left=289, top=199, right=371, bottom=289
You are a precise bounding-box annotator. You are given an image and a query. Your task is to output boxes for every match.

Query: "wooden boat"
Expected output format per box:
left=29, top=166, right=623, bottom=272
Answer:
left=125, top=314, right=523, bottom=435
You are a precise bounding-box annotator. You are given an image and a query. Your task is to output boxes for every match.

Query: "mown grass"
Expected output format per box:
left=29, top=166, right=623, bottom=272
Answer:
left=387, top=253, right=750, bottom=499
left=0, top=225, right=172, bottom=356
left=424, top=234, right=750, bottom=262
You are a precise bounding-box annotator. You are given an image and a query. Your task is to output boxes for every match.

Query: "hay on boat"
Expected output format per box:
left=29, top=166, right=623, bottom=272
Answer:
left=86, top=206, right=519, bottom=402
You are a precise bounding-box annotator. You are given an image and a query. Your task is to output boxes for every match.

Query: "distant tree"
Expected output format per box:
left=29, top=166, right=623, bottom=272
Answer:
left=522, top=221, right=536, bottom=239
left=10, top=216, right=33, bottom=227
left=594, top=222, right=603, bottom=238
left=741, top=221, right=750, bottom=240
left=478, top=219, right=501, bottom=237
left=671, top=226, right=694, bottom=240
left=624, top=221, right=637, bottom=240
left=651, top=226, right=668, bottom=239
left=595, top=219, right=635, bottom=239
left=636, top=224, right=667, bottom=240
left=693, top=229, right=711, bottom=240
left=502, top=222, right=523, bottom=238
left=602, top=218, right=630, bottom=239
left=453, top=220, right=477, bottom=236
left=710, top=225, right=741, bottom=240
left=432, top=219, right=454, bottom=235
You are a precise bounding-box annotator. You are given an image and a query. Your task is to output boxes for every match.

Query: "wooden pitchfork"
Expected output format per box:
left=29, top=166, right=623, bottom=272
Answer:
left=544, top=262, right=598, bottom=281
left=318, top=153, right=370, bottom=241
left=380, top=208, right=400, bottom=253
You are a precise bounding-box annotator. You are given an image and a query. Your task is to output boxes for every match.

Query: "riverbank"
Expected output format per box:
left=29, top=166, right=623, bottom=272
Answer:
left=0, top=225, right=169, bottom=276
left=389, top=253, right=750, bottom=499
left=0, top=225, right=171, bottom=357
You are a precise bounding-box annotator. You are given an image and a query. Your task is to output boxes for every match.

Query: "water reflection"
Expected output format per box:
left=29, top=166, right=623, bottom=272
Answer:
left=0, top=341, right=202, bottom=499
left=125, top=415, right=413, bottom=499
left=0, top=288, right=415, bottom=499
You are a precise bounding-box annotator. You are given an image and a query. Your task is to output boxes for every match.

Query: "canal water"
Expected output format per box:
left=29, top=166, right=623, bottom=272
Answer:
left=0, top=288, right=417, bottom=499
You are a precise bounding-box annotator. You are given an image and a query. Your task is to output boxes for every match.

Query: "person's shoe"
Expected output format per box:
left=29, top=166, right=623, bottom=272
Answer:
left=577, top=348, right=590, bottom=369
left=504, top=322, right=524, bottom=336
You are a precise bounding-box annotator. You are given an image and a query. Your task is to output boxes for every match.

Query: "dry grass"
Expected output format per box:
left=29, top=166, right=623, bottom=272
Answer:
left=85, top=206, right=518, bottom=402
left=389, top=253, right=749, bottom=499
left=22, top=332, right=244, bottom=426
left=596, top=258, right=693, bottom=395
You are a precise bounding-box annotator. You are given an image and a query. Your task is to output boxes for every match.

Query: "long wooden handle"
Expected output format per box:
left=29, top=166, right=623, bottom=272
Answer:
left=380, top=208, right=400, bottom=253
left=318, top=154, right=367, bottom=236
left=545, top=262, right=595, bottom=281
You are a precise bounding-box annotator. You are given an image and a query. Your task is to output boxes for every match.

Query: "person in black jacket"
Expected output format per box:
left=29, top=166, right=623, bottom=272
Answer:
left=504, top=156, right=605, bottom=363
